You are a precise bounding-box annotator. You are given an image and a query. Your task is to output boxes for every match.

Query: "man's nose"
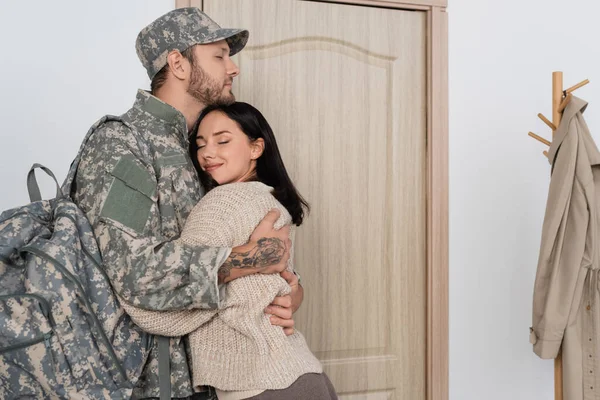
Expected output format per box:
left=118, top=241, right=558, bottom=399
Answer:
left=227, top=58, right=240, bottom=78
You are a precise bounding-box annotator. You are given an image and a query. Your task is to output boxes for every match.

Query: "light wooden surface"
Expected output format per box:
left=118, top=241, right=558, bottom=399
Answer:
left=552, top=72, right=563, bottom=136
left=566, top=78, right=590, bottom=94
left=176, top=0, right=450, bottom=11
left=182, top=0, right=449, bottom=398
left=538, top=113, right=556, bottom=131
left=552, top=71, right=564, bottom=400
left=175, top=0, right=202, bottom=8
left=558, top=93, right=572, bottom=113
left=204, top=1, right=428, bottom=398
left=528, top=132, right=551, bottom=147
left=309, top=0, right=446, bottom=10
left=427, top=6, right=449, bottom=400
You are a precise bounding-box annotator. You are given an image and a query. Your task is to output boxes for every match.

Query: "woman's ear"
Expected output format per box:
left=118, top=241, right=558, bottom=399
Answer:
left=251, top=138, right=265, bottom=160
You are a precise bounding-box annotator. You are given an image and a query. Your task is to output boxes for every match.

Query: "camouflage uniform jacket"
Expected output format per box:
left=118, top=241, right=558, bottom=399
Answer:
left=72, top=90, right=231, bottom=399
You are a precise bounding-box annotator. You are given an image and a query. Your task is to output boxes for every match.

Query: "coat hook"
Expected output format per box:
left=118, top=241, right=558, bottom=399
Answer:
left=565, top=79, right=590, bottom=94
left=528, top=132, right=551, bottom=146
left=558, top=93, right=572, bottom=113
left=538, top=114, right=557, bottom=131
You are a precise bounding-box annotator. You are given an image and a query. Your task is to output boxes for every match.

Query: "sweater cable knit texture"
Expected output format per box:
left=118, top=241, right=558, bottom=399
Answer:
left=121, top=181, right=322, bottom=392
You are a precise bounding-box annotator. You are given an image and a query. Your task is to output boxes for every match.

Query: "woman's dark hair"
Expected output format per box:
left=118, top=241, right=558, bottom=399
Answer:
left=189, top=102, right=310, bottom=226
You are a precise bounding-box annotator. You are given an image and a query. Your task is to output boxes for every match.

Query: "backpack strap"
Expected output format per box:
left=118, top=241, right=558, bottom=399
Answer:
left=27, top=163, right=62, bottom=202
left=157, top=336, right=171, bottom=400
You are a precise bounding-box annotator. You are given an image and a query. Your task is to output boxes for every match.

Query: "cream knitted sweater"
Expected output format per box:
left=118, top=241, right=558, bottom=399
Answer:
left=120, top=182, right=322, bottom=392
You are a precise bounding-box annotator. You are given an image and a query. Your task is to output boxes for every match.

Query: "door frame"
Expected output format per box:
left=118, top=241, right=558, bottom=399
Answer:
left=176, top=1, right=449, bottom=400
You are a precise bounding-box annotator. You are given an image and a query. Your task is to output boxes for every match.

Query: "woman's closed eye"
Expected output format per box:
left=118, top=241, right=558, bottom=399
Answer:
left=218, top=141, right=230, bottom=145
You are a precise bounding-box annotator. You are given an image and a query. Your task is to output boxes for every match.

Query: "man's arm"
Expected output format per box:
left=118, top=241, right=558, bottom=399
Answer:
left=219, top=210, right=291, bottom=283
left=75, top=123, right=289, bottom=312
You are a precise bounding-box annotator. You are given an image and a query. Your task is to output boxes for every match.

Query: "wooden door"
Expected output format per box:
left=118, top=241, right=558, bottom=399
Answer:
left=204, top=1, right=428, bottom=398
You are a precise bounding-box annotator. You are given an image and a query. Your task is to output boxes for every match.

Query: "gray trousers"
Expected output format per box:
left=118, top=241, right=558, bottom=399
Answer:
left=190, top=373, right=337, bottom=400
left=244, top=373, right=338, bottom=400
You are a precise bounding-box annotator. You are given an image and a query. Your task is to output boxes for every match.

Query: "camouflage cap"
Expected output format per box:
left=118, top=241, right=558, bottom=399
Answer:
left=136, top=7, right=249, bottom=79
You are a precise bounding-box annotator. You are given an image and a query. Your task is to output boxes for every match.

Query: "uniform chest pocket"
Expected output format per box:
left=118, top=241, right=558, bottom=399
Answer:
left=156, top=154, right=202, bottom=240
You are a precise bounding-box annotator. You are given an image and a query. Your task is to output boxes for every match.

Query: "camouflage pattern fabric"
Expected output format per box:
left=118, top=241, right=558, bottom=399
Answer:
left=0, top=181, right=152, bottom=399
left=72, top=90, right=230, bottom=399
left=0, top=7, right=246, bottom=397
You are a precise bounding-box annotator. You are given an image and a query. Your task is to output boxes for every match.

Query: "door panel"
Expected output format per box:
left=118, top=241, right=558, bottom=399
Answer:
left=204, top=1, right=427, bottom=398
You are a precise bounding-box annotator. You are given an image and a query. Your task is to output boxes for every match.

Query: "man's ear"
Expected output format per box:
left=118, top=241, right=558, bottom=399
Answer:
left=166, top=50, right=188, bottom=81
left=251, top=138, right=265, bottom=159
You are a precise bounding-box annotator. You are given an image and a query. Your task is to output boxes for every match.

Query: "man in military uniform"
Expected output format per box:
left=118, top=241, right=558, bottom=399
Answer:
left=73, top=8, right=303, bottom=400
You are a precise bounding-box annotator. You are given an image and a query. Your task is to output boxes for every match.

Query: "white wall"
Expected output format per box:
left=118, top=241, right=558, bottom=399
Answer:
left=0, top=0, right=175, bottom=210
left=3, top=0, right=600, bottom=399
left=450, top=0, right=600, bottom=399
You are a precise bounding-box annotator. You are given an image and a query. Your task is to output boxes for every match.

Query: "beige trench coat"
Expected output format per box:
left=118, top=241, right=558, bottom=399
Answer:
left=531, top=96, right=600, bottom=399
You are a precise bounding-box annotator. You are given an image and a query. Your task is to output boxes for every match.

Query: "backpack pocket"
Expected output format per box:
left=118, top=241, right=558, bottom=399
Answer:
left=0, top=294, right=59, bottom=398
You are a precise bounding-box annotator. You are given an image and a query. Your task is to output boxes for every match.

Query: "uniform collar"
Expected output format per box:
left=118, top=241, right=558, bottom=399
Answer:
left=132, top=90, right=188, bottom=139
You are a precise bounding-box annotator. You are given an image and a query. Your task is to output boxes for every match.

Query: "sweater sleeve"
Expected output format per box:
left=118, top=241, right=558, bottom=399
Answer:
left=122, top=183, right=295, bottom=336
left=180, top=182, right=293, bottom=249
left=119, top=295, right=217, bottom=337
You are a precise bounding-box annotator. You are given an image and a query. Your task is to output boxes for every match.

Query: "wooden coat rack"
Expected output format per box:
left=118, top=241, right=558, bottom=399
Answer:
left=527, top=71, right=590, bottom=400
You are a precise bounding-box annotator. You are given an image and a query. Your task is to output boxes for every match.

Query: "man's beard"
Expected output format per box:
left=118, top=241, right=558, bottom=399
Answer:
left=187, top=65, right=235, bottom=106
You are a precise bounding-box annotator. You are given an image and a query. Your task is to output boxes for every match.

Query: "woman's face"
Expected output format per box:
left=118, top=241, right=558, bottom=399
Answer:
left=195, top=111, right=264, bottom=185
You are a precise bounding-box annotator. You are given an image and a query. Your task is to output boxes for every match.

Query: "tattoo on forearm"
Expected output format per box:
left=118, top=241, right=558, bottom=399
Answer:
left=219, top=238, right=285, bottom=281
left=254, top=238, right=286, bottom=267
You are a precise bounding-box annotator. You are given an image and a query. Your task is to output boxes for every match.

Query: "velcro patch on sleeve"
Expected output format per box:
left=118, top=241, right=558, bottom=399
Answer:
left=100, top=156, right=157, bottom=235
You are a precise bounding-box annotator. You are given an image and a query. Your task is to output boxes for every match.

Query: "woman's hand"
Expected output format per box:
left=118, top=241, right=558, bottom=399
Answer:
left=265, top=270, right=304, bottom=336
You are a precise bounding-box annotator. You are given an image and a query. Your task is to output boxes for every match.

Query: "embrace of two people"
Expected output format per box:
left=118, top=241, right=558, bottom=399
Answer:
left=72, top=7, right=337, bottom=400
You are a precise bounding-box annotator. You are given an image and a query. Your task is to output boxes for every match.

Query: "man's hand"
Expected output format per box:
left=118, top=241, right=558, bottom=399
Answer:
left=265, top=270, right=304, bottom=336
left=218, top=209, right=291, bottom=283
